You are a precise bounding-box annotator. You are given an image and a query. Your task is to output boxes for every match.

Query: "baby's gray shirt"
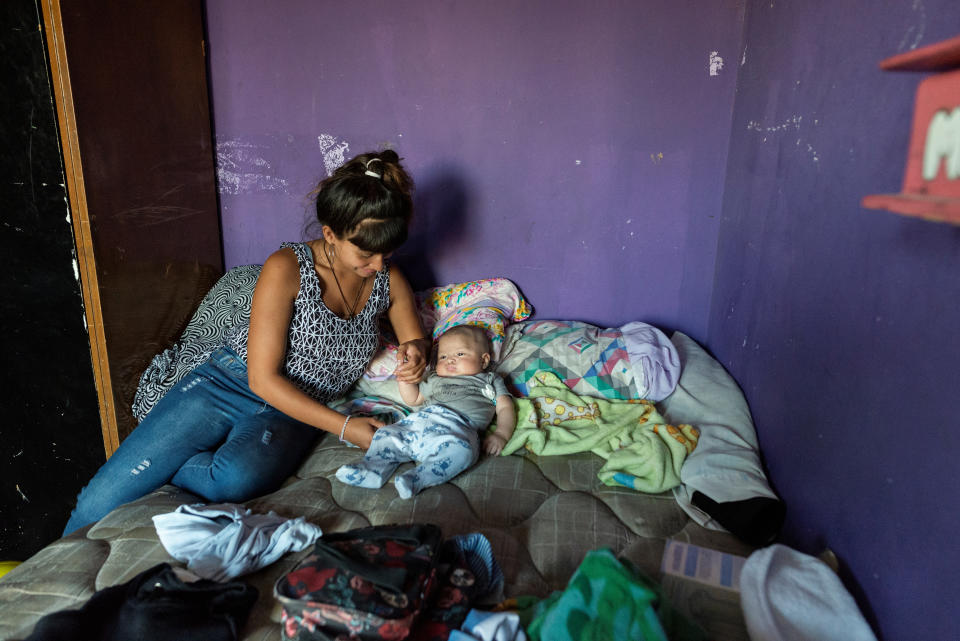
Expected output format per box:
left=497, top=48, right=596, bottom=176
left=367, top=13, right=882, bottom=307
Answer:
left=418, top=371, right=511, bottom=430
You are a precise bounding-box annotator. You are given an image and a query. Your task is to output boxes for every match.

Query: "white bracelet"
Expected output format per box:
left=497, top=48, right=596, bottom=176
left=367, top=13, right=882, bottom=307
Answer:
left=339, top=415, right=351, bottom=443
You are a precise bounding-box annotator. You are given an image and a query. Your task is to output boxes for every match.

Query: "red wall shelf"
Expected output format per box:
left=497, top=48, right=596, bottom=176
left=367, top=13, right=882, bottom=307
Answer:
left=862, top=35, right=960, bottom=224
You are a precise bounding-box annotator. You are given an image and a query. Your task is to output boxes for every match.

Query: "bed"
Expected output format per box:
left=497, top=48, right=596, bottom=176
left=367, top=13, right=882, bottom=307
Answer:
left=0, top=269, right=780, bottom=641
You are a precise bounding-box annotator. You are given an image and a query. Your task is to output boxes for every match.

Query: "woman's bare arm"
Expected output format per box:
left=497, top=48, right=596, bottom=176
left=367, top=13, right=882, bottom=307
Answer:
left=245, top=248, right=381, bottom=447
left=387, top=264, right=431, bottom=383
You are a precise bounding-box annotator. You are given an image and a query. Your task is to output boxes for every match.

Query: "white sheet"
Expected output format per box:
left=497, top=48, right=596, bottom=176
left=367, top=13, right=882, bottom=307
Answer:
left=658, top=332, right=778, bottom=530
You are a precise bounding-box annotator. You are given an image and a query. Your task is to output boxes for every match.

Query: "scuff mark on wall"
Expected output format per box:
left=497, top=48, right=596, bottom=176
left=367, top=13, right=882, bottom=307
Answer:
left=748, top=115, right=821, bottom=165
left=318, top=134, right=350, bottom=177
left=112, top=205, right=205, bottom=227
left=709, top=51, right=724, bottom=76
left=216, top=138, right=290, bottom=195
left=898, top=0, right=927, bottom=52
left=797, top=139, right=821, bottom=164
left=747, top=115, right=802, bottom=133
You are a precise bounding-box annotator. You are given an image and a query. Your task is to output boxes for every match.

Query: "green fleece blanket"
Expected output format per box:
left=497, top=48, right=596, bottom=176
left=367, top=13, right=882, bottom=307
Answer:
left=501, top=371, right=698, bottom=493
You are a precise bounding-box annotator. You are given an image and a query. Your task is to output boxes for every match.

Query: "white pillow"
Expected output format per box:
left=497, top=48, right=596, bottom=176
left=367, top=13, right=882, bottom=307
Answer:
left=740, top=545, right=877, bottom=641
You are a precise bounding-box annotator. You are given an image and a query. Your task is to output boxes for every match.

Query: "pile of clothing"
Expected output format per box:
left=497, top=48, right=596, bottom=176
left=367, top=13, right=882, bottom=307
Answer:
left=22, top=504, right=690, bottom=641
left=23, top=504, right=876, bottom=641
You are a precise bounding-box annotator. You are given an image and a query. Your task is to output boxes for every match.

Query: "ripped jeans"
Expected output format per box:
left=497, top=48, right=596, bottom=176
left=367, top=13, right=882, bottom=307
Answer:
left=63, top=348, right=318, bottom=535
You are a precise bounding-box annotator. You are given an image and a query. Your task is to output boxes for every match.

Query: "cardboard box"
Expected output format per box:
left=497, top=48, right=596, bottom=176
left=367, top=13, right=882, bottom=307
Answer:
left=659, top=540, right=750, bottom=641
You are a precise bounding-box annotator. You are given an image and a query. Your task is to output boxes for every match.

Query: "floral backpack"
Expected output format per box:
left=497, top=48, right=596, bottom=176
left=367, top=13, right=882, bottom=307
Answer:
left=274, top=523, right=479, bottom=641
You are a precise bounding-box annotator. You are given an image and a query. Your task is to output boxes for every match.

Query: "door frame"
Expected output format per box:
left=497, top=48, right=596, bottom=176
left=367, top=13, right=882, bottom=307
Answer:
left=41, top=0, right=120, bottom=456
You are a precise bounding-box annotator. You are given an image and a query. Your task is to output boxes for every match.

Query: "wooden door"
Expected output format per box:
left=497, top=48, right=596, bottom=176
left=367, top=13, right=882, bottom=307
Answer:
left=42, top=0, right=224, bottom=455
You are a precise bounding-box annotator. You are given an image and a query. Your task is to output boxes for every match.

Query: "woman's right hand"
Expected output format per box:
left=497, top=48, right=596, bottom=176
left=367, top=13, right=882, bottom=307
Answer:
left=342, top=416, right=385, bottom=450
left=394, top=338, right=430, bottom=383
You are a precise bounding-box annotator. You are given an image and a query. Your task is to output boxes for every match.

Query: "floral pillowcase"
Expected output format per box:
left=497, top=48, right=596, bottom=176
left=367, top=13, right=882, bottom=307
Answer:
left=364, top=278, right=532, bottom=380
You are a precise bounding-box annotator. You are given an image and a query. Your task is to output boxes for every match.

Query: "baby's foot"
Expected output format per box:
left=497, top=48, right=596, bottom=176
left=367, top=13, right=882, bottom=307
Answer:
left=393, top=473, right=418, bottom=499
left=336, top=464, right=386, bottom=489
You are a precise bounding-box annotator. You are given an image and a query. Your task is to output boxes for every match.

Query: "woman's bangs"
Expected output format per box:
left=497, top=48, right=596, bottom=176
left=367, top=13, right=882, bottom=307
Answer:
left=347, top=216, right=408, bottom=254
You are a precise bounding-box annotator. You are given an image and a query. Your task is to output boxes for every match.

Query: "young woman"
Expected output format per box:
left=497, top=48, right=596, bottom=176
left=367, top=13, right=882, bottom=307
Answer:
left=64, top=150, right=430, bottom=534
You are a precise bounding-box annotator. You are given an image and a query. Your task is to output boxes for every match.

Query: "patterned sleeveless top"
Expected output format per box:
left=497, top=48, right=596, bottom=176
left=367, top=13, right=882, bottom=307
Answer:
left=226, top=242, right=391, bottom=403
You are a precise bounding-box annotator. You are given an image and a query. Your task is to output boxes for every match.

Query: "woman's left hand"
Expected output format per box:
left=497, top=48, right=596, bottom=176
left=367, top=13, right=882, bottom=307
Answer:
left=395, top=338, right=430, bottom=383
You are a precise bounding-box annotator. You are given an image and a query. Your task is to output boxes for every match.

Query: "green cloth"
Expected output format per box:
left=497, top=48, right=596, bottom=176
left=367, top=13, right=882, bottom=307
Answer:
left=501, top=371, right=699, bottom=493
left=525, top=549, right=706, bottom=641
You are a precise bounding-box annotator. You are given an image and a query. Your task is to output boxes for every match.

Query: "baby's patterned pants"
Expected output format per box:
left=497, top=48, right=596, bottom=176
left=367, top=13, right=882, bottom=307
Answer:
left=336, top=405, right=479, bottom=499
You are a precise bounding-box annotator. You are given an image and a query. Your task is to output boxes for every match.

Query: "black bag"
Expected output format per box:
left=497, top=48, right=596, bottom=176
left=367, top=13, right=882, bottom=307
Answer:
left=26, top=563, right=257, bottom=641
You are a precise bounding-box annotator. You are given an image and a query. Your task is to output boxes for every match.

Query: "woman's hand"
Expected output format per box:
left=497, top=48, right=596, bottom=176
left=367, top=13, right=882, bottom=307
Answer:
left=343, top=416, right=385, bottom=450
left=394, top=338, right=431, bottom=383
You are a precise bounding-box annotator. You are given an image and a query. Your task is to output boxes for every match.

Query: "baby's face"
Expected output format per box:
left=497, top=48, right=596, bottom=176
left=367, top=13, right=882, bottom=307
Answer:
left=435, top=334, right=490, bottom=377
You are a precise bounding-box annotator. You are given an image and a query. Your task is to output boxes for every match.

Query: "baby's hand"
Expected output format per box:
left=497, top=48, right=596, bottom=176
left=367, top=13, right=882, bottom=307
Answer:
left=483, top=433, right=508, bottom=456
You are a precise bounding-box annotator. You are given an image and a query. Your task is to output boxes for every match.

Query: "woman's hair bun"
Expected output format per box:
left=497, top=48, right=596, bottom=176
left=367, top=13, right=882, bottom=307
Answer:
left=378, top=149, right=400, bottom=164
left=312, top=149, right=414, bottom=252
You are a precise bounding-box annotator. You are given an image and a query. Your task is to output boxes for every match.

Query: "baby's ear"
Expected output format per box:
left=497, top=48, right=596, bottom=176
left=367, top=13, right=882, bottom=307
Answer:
left=482, top=353, right=491, bottom=369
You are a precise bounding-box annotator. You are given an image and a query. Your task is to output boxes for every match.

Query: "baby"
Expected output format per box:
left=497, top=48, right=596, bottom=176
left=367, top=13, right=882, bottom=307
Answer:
left=336, top=325, right=516, bottom=499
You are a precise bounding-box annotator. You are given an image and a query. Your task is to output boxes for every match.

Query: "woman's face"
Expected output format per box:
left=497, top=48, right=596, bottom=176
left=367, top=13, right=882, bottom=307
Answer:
left=336, top=240, right=389, bottom=277
left=323, top=225, right=391, bottom=277
left=337, top=240, right=390, bottom=278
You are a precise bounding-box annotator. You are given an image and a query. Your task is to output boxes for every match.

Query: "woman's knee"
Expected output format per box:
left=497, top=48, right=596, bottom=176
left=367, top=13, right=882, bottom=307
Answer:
left=65, top=464, right=156, bottom=534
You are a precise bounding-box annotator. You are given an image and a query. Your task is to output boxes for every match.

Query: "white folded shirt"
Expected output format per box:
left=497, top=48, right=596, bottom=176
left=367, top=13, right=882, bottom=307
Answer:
left=153, top=503, right=322, bottom=581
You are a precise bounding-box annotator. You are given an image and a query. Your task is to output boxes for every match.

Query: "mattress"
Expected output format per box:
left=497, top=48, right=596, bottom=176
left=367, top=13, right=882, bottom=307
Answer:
left=0, top=330, right=766, bottom=641
left=0, top=267, right=775, bottom=639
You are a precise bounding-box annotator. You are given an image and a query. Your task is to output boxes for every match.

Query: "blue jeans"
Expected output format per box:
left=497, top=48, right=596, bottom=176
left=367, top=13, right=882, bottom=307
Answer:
left=63, top=348, right=318, bottom=535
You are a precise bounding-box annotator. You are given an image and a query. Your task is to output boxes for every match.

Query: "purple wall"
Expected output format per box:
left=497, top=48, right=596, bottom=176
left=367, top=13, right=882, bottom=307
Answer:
left=205, top=1, right=960, bottom=638
left=710, top=2, right=960, bottom=639
left=204, top=0, right=746, bottom=341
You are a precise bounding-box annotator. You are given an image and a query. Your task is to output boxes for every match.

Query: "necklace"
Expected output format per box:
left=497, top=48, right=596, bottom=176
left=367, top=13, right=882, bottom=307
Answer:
left=323, top=242, right=367, bottom=319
